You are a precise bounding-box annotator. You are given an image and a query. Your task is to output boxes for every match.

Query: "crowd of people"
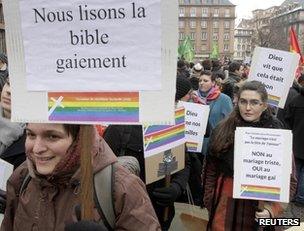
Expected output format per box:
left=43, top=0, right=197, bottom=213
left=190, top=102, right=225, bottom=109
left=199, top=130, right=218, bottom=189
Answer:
left=0, top=53, right=302, bottom=230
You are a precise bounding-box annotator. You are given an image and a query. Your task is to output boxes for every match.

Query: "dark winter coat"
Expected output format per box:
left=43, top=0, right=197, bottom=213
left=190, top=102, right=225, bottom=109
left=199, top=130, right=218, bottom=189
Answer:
left=277, top=81, right=301, bottom=127
left=221, top=72, right=241, bottom=100
left=285, top=86, right=304, bottom=160
left=103, top=125, right=191, bottom=230
left=203, top=115, right=297, bottom=231
left=1, top=128, right=160, bottom=231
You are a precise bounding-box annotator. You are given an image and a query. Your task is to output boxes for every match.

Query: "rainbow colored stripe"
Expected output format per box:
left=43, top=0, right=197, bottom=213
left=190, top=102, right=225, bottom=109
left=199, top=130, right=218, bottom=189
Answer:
left=48, top=92, right=139, bottom=122
left=186, top=142, right=198, bottom=152
left=268, top=94, right=280, bottom=107
left=241, top=184, right=280, bottom=200
left=144, top=108, right=185, bottom=151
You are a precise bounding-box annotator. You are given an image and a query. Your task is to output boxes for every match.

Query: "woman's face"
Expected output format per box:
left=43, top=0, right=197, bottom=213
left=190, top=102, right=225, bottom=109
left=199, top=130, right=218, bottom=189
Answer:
left=0, top=80, right=11, bottom=116
left=199, top=74, right=214, bottom=92
left=238, top=90, right=267, bottom=122
left=25, top=123, right=73, bottom=175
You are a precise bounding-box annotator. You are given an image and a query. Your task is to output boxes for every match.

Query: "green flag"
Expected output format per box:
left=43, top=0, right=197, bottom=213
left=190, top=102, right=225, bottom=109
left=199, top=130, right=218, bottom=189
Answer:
left=210, top=42, right=219, bottom=59
left=178, top=36, right=195, bottom=62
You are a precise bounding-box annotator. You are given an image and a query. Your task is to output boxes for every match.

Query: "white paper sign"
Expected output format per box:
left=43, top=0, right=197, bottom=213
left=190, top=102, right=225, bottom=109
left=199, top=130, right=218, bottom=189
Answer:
left=18, top=0, right=161, bottom=91
left=4, top=0, right=177, bottom=125
left=178, top=101, right=209, bottom=153
left=248, top=47, right=300, bottom=108
left=0, top=159, right=13, bottom=191
left=233, top=127, right=292, bottom=203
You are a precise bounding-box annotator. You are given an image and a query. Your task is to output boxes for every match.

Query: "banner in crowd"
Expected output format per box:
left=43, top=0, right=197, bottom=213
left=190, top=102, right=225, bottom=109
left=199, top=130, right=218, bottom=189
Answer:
left=143, top=107, right=186, bottom=158
left=178, top=101, right=209, bottom=153
left=248, top=47, right=300, bottom=108
left=18, top=0, right=161, bottom=91
left=4, top=0, right=178, bottom=124
left=233, top=127, right=292, bottom=202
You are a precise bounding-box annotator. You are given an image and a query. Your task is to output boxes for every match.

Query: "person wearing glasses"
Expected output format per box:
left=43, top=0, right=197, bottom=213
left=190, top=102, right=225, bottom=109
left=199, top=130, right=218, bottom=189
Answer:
left=203, top=81, right=297, bottom=230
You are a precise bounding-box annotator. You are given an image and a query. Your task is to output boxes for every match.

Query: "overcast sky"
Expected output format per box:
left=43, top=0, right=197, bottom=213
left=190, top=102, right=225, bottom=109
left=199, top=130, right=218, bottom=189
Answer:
left=230, top=0, right=285, bottom=20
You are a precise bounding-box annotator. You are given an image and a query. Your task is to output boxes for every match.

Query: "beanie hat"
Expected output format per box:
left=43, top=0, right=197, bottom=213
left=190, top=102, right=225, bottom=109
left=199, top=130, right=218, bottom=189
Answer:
left=175, top=76, right=192, bottom=101
left=0, top=53, right=7, bottom=64
left=193, top=63, right=203, bottom=72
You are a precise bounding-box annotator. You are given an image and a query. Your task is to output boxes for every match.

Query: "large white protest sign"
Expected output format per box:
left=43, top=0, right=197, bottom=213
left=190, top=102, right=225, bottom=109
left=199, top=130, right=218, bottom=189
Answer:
left=18, top=0, right=161, bottom=91
left=248, top=47, right=300, bottom=108
left=4, top=0, right=177, bottom=124
left=233, top=127, right=292, bottom=203
left=178, top=101, right=209, bottom=153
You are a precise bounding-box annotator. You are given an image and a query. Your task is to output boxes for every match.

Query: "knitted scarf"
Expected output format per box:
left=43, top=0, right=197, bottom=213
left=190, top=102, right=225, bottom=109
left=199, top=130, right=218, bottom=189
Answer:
left=195, top=85, right=221, bottom=105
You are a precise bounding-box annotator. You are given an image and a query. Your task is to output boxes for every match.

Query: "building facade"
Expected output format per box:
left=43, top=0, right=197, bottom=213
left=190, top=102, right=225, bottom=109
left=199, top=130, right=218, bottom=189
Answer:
left=178, top=0, right=236, bottom=59
left=234, top=19, right=254, bottom=61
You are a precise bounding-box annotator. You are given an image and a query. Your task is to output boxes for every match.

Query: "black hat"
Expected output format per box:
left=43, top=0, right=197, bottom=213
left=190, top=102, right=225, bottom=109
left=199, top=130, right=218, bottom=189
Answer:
left=175, top=76, right=192, bottom=101
left=0, top=53, right=7, bottom=64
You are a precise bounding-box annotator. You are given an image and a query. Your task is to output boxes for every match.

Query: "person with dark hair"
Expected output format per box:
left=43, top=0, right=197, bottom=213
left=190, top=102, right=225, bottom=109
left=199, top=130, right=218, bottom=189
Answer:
left=222, top=61, right=244, bottom=102
left=177, top=59, right=190, bottom=79
left=201, top=59, right=212, bottom=71
left=103, top=77, right=192, bottom=230
left=203, top=81, right=297, bottom=230
left=298, top=73, right=304, bottom=87
left=1, top=124, right=160, bottom=230
left=211, top=59, right=221, bottom=72
left=193, top=70, right=233, bottom=156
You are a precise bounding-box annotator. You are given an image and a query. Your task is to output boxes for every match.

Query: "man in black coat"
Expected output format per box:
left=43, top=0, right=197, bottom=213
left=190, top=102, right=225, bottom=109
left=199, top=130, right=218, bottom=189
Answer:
left=285, top=86, right=304, bottom=206
left=221, top=62, right=243, bottom=102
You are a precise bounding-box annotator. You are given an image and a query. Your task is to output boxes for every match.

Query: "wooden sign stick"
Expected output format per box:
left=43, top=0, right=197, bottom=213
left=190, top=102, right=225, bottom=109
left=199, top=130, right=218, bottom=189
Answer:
left=80, top=125, right=94, bottom=220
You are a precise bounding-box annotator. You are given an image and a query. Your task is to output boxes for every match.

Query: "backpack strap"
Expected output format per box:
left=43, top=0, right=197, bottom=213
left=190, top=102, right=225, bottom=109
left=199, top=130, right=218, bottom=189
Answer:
left=94, top=163, right=116, bottom=230
left=119, top=126, right=132, bottom=156
left=18, top=173, right=31, bottom=197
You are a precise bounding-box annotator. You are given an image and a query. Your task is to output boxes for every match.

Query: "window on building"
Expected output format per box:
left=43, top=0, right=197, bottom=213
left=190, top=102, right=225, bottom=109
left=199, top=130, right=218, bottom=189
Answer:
left=213, top=32, right=218, bottom=40
left=194, top=0, right=201, bottom=4
left=179, top=32, right=184, bottom=40
left=179, top=21, right=185, bottom=28
left=190, top=20, right=196, bottom=28
left=224, top=9, right=230, bottom=17
left=237, top=44, right=241, bottom=50
left=224, top=33, right=229, bottom=40
left=202, top=8, right=208, bottom=17
left=201, top=31, right=207, bottom=40
left=213, top=9, right=219, bottom=17
left=247, top=45, right=251, bottom=51
left=190, top=7, right=196, bottom=17
left=190, top=32, right=196, bottom=40
left=179, top=7, right=185, bottom=17
left=213, top=21, right=219, bottom=28
left=242, top=44, right=245, bottom=50
left=224, top=44, right=229, bottom=51
left=201, top=20, right=207, bottom=28
left=224, top=21, right=230, bottom=28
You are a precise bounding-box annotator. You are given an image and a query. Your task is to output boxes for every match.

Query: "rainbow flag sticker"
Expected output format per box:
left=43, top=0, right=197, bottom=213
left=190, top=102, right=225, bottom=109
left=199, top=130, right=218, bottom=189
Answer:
left=48, top=92, right=139, bottom=123
left=144, top=108, right=185, bottom=155
left=268, top=94, right=280, bottom=107
left=186, top=142, right=198, bottom=152
left=240, top=184, right=280, bottom=201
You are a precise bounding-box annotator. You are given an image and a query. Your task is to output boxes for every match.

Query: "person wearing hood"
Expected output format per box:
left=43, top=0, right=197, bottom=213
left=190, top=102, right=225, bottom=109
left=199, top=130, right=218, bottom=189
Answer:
left=285, top=85, right=304, bottom=207
left=1, top=124, right=160, bottom=231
